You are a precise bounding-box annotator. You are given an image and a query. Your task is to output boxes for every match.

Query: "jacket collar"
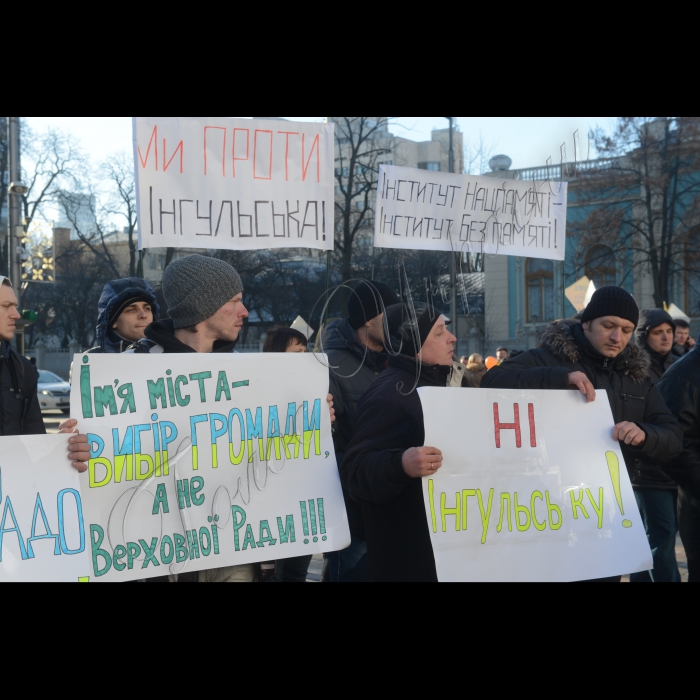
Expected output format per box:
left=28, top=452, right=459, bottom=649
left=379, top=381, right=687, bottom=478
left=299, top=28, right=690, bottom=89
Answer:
left=540, top=320, right=651, bottom=383
left=388, top=353, right=451, bottom=387
left=322, top=319, right=387, bottom=371
left=144, top=319, right=238, bottom=354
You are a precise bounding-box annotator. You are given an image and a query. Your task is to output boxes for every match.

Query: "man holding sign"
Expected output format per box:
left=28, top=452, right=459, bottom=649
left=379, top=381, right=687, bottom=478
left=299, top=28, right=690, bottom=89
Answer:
left=483, top=286, right=682, bottom=581
left=340, top=303, right=457, bottom=583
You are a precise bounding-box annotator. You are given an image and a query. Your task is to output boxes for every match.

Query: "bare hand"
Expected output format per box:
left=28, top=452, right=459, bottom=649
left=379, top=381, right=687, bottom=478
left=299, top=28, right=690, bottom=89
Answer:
left=689, top=337, right=696, bottom=349
left=402, top=447, right=443, bottom=479
left=60, top=419, right=90, bottom=473
left=327, top=394, right=336, bottom=424
left=568, top=372, right=596, bottom=403
left=613, top=422, right=646, bottom=447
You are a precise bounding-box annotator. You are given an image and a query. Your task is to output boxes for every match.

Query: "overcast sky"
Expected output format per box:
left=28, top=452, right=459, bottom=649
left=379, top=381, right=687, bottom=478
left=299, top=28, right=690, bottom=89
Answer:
left=25, top=117, right=616, bottom=171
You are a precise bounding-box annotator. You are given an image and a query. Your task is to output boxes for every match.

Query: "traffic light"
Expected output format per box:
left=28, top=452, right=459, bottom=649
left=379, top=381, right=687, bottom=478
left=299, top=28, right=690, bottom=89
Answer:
left=21, top=309, right=38, bottom=325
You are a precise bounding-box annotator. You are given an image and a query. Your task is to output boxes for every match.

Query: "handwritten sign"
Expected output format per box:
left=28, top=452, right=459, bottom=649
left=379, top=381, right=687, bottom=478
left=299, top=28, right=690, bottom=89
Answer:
left=73, top=353, right=350, bottom=583
left=0, top=436, right=90, bottom=583
left=374, top=165, right=568, bottom=261
left=419, top=389, right=652, bottom=582
left=133, top=117, right=335, bottom=252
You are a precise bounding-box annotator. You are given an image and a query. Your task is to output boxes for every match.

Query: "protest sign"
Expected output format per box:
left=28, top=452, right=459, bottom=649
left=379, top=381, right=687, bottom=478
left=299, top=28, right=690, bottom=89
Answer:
left=133, top=117, right=335, bottom=253
left=73, top=353, right=350, bottom=583
left=374, top=165, right=567, bottom=261
left=0, top=435, right=90, bottom=583
left=419, top=389, right=652, bottom=582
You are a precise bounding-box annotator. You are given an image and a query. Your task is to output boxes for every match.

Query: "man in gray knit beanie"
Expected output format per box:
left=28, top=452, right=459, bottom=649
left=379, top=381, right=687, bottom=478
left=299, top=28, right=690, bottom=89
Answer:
left=128, top=254, right=335, bottom=583
left=163, top=255, right=244, bottom=331
left=131, top=255, right=248, bottom=355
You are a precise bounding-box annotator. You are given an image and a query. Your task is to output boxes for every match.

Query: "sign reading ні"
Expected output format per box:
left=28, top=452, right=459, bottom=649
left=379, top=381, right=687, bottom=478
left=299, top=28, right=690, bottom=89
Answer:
left=74, top=354, right=350, bottom=583
left=419, top=389, right=652, bottom=582
left=374, top=165, right=568, bottom=261
left=133, top=117, right=335, bottom=253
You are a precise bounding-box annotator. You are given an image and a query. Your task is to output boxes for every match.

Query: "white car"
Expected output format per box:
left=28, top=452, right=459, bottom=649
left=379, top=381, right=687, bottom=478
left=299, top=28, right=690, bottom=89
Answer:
left=37, top=370, right=72, bottom=414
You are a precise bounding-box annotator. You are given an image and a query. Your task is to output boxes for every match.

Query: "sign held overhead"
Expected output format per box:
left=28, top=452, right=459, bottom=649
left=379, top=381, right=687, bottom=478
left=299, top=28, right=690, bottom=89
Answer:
left=374, top=165, right=568, bottom=261
left=133, top=117, right=335, bottom=253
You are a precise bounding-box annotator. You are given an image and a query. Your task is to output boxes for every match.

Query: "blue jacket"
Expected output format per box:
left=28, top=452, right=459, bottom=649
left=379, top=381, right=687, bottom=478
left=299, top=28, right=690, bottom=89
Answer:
left=93, top=277, right=160, bottom=353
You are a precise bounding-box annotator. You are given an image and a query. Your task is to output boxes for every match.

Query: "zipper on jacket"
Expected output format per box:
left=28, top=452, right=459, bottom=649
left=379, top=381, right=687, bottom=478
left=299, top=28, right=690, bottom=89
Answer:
left=621, top=394, right=645, bottom=402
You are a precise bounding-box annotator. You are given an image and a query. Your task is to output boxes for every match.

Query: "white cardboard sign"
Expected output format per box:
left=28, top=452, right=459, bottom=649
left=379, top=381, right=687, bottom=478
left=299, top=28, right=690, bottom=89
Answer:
left=0, top=435, right=90, bottom=583
left=375, top=165, right=567, bottom=261
left=73, top=354, right=350, bottom=583
left=134, top=117, right=335, bottom=252
left=419, top=388, right=652, bottom=582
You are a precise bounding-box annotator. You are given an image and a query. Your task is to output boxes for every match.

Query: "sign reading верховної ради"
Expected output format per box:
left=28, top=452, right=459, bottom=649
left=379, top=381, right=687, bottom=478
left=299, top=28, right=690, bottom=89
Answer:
left=73, top=354, right=350, bottom=583
left=374, top=165, right=568, bottom=261
left=133, top=117, right=335, bottom=253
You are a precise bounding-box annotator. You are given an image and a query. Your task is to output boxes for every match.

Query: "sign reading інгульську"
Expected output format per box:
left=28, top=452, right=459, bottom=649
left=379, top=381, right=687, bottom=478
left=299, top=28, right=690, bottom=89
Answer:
left=374, top=165, right=568, bottom=261
left=419, top=389, right=652, bottom=582
left=73, top=354, right=350, bottom=583
left=133, top=117, right=335, bottom=253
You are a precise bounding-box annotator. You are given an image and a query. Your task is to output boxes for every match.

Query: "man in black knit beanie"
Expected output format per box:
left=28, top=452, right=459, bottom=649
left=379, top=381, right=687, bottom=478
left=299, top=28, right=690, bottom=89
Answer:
left=484, top=286, right=683, bottom=582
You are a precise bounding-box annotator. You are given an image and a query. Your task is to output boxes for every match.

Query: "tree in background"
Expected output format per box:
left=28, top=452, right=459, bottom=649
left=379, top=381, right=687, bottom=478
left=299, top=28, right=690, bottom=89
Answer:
left=571, top=117, right=700, bottom=307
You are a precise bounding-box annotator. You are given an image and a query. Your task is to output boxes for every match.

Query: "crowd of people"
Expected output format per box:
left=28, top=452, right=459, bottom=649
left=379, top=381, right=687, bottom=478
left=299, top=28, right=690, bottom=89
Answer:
left=2, top=254, right=699, bottom=583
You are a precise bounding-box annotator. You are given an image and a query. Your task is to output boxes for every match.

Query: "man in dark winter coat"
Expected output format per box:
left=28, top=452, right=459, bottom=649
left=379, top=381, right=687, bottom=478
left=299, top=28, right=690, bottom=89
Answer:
left=322, top=281, right=400, bottom=583
left=91, top=277, right=160, bottom=354
left=340, top=303, right=457, bottom=583
left=0, top=277, right=90, bottom=469
left=658, top=345, right=700, bottom=583
left=632, top=309, right=681, bottom=582
left=673, top=320, right=695, bottom=358
left=483, top=287, right=683, bottom=581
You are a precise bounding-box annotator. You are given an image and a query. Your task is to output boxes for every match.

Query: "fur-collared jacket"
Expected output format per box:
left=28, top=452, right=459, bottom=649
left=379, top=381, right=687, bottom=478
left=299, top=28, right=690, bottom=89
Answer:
left=482, top=320, right=683, bottom=478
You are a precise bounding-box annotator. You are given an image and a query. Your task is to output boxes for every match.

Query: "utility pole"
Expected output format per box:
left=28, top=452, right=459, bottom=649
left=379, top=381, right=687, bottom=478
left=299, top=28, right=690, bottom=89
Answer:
left=7, top=117, right=29, bottom=353
left=445, top=117, right=457, bottom=343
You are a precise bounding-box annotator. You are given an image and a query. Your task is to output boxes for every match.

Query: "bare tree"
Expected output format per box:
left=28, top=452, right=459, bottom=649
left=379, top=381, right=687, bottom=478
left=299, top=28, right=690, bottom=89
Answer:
left=101, top=153, right=139, bottom=277
left=464, top=134, right=496, bottom=176
left=331, top=117, right=396, bottom=307
left=571, top=117, right=700, bottom=307
left=0, top=118, right=8, bottom=276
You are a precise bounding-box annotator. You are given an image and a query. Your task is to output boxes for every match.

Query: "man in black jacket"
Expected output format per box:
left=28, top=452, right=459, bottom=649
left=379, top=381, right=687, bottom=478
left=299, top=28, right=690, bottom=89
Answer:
left=340, top=303, right=456, bottom=583
left=0, top=277, right=90, bottom=469
left=632, top=309, right=681, bottom=582
left=658, top=346, right=700, bottom=583
left=322, top=280, right=400, bottom=583
left=483, top=287, right=683, bottom=580
left=673, top=320, right=695, bottom=358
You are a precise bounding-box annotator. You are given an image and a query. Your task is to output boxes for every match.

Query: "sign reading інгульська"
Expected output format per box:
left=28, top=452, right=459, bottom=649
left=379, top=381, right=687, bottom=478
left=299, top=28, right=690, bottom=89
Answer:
left=133, top=117, right=335, bottom=253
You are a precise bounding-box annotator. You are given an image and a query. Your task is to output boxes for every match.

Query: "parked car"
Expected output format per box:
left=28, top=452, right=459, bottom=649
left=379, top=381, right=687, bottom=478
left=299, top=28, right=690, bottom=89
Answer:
left=37, top=370, right=71, bottom=414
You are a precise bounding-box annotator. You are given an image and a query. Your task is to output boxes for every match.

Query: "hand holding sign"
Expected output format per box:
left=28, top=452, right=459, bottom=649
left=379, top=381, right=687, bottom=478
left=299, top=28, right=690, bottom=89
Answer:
left=568, top=372, right=596, bottom=403
left=402, top=447, right=443, bottom=478
left=59, top=419, right=90, bottom=473
left=613, top=422, right=646, bottom=447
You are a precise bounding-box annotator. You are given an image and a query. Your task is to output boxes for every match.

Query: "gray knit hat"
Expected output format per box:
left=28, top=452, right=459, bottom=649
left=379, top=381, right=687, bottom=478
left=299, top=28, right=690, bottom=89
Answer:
left=163, top=255, right=244, bottom=330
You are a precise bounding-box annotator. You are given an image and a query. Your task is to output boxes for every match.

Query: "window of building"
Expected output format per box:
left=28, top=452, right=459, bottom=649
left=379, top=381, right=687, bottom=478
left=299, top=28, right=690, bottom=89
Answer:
left=526, top=258, right=554, bottom=324
left=418, top=162, right=441, bottom=172
left=585, top=245, right=617, bottom=288
left=686, top=230, right=700, bottom=315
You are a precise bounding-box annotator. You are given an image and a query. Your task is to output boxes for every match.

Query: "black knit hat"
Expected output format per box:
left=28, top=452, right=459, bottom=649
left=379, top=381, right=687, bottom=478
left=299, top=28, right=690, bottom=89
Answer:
left=581, top=286, right=639, bottom=327
left=386, top=303, right=448, bottom=357
left=348, top=281, right=401, bottom=330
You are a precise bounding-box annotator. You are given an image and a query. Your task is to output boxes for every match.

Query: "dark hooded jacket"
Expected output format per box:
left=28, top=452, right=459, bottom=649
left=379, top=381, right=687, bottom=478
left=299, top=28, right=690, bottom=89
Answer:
left=340, top=355, right=447, bottom=583
left=323, top=318, right=388, bottom=540
left=129, top=319, right=238, bottom=354
left=632, top=309, right=678, bottom=489
left=91, top=278, right=160, bottom=354
left=482, top=320, right=683, bottom=476
left=0, top=342, right=45, bottom=436
left=340, top=303, right=452, bottom=583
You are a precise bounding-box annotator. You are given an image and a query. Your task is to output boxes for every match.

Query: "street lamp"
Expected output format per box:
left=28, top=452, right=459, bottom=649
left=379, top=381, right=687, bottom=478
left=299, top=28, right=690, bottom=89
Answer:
left=444, top=117, right=457, bottom=347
